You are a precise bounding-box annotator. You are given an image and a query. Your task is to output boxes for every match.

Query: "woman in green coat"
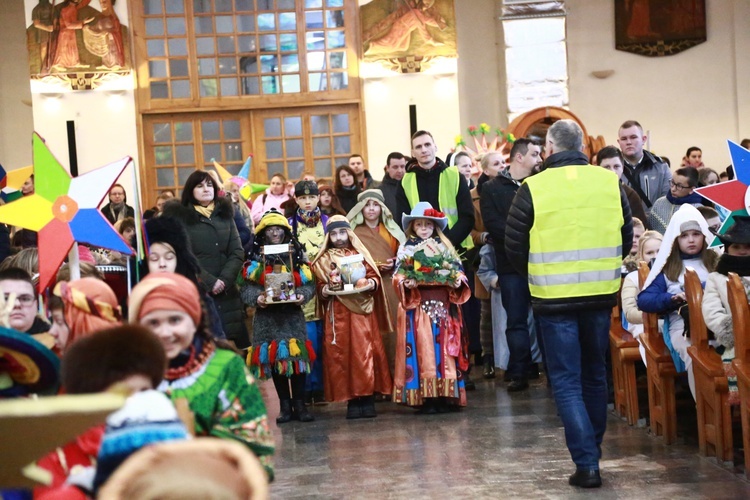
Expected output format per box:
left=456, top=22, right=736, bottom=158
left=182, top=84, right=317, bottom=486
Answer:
left=163, top=170, right=249, bottom=347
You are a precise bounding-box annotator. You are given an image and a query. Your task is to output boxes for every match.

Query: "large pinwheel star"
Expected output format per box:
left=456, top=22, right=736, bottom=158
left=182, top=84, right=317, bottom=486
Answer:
left=695, top=141, right=750, bottom=247
left=0, top=133, right=133, bottom=290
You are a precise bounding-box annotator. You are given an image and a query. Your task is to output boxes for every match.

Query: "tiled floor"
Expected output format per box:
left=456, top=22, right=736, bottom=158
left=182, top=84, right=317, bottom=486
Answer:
left=261, top=377, right=750, bottom=499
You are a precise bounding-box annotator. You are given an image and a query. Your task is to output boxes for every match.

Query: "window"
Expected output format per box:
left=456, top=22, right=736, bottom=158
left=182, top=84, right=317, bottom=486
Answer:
left=145, top=113, right=250, bottom=195
left=502, top=1, right=568, bottom=121
left=253, top=105, right=359, bottom=181
left=135, top=0, right=356, bottom=106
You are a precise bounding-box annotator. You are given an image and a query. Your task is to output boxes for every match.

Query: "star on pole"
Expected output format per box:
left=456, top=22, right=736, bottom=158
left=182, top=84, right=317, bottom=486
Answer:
left=0, top=133, right=134, bottom=290
left=695, top=141, right=750, bottom=247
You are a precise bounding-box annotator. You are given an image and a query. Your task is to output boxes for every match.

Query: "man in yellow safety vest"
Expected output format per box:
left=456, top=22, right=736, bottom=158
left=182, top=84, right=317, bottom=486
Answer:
left=505, top=119, right=633, bottom=489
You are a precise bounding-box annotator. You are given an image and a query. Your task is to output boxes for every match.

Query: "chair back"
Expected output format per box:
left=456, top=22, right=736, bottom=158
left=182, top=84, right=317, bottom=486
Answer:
left=684, top=267, right=709, bottom=350
left=638, top=261, right=660, bottom=343
left=727, top=272, right=750, bottom=364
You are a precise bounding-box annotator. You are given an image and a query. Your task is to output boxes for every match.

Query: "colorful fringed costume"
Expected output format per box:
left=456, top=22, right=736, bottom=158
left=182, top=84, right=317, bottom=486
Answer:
left=240, top=208, right=317, bottom=423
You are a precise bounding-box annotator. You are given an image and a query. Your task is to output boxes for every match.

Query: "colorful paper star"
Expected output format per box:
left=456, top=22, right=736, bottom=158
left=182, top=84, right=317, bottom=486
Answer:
left=0, top=133, right=134, bottom=290
left=0, top=164, right=34, bottom=203
left=695, top=141, right=750, bottom=247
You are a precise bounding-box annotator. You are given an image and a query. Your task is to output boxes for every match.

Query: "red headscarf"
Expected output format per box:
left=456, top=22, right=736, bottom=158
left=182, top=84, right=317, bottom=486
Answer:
left=54, top=278, right=122, bottom=349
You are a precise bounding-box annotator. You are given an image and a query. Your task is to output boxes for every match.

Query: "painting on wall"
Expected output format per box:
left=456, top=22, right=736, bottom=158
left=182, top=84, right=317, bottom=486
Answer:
left=360, top=0, right=457, bottom=73
left=615, top=0, right=706, bottom=57
left=26, top=0, right=131, bottom=90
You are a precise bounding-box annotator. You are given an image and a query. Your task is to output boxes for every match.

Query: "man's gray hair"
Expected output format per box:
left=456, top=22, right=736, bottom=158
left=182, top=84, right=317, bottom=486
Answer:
left=547, top=120, right=583, bottom=152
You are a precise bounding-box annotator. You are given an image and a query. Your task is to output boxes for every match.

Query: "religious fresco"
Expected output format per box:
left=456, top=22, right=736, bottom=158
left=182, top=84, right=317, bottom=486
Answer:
left=361, top=0, right=457, bottom=73
left=615, top=0, right=706, bottom=57
left=26, top=0, right=131, bottom=90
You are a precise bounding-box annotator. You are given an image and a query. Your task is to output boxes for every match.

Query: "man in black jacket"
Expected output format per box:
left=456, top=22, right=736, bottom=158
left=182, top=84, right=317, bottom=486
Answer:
left=480, top=138, right=542, bottom=392
left=395, top=130, right=474, bottom=250
left=505, top=120, right=633, bottom=489
left=379, top=152, right=407, bottom=217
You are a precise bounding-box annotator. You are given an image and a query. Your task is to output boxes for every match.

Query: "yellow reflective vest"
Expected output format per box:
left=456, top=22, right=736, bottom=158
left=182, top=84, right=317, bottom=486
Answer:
left=524, top=165, right=623, bottom=299
left=402, top=166, right=474, bottom=250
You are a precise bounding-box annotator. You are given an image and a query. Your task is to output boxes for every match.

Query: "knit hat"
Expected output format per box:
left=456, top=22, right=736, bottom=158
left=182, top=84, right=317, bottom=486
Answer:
left=401, top=201, right=448, bottom=232
left=294, top=180, right=319, bottom=197
left=54, top=278, right=122, bottom=350
left=254, top=208, right=292, bottom=235
left=61, top=324, right=166, bottom=395
left=128, top=274, right=202, bottom=326
left=93, top=389, right=190, bottom=494
left=680, top=220, right=702, bottom=234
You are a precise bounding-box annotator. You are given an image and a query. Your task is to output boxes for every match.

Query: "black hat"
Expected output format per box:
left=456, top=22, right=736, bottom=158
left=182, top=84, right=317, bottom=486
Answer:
left=717, top=216, right=750, bottom=246
left=144, top=216, right=201, bottom=283
left=294, top=180, right=319, bottom=197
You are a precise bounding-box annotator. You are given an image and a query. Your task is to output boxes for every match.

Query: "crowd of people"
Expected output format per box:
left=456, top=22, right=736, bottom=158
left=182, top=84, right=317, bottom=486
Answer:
left=2, top=120, right=749, bottom=496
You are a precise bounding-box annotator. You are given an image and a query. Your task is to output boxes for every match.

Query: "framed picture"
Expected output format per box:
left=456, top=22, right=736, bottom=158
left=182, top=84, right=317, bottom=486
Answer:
left=615, top=0, right=706, bottom=57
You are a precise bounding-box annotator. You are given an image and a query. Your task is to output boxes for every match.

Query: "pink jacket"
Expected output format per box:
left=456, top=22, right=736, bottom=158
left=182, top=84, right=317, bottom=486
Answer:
left=250, top=188, right=291, bottom=224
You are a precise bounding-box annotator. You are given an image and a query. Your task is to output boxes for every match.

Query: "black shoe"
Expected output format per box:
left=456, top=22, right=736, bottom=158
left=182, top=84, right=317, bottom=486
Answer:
left=292, top=399, right=315, bottom=422
left=360, top=396, right=377, bottom=418
left=507, top=378, right=529, bottom=392
left=312, top=390, right=328, bottom=406
left=418, top=399, right=438, bottom=415
left=276, top=399, right=293, bottom=424
left=346, top=399, right=363, bottom=419
left=483, top=356, right=495, bottom=379
left=463, top=372, right=476, bottom=391
left=568, top=469, right=601, bottom=488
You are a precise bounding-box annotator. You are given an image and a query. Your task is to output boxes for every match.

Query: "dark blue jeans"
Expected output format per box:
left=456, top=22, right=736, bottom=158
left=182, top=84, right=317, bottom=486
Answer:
left=537, top=308, right=610, bottom=470
left=499, top=272, right=532, bottom=380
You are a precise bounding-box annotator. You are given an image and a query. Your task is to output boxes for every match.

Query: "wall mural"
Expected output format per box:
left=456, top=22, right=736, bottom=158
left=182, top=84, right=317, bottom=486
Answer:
left=27, top=0, right=131, bottom=90
left=615, top=0, right=706, bottom=57
left=361, top=0, right=457, bottom=73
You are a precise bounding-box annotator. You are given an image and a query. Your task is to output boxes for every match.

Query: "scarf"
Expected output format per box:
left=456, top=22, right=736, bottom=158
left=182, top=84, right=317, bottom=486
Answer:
left=716, top=253, right=750, bottom=277
left=55, top=278, right=122, bottom=349
left=193, top=202, right=215, bottom=219
left=296, top=208, right=322, bottom=228
left=108, top=203, right=126, bottom=223
left=666, top=191, right=703, bottom=205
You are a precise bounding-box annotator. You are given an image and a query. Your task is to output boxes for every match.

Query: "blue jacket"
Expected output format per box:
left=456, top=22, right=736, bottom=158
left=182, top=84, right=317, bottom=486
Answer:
left=637, top=273, right=679, bottom=314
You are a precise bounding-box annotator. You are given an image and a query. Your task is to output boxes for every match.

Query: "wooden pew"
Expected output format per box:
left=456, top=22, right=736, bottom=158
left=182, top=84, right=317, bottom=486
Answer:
left=685, top=268, right=733, bottom=463
left=638, top=261, right=678, bottom=443
left=728, top=272, right=750, bottom=472
left=610, top=284, right=641, bottom=425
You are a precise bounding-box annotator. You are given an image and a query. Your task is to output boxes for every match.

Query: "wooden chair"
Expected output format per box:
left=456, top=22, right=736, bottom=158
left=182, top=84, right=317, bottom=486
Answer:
left=609, top=285, right=641, bottom=425
left=728, top=272, right=750, bottom=472
left=685, top=268, right=733, bottom=463
left=638, top=262, right=678, bottom=443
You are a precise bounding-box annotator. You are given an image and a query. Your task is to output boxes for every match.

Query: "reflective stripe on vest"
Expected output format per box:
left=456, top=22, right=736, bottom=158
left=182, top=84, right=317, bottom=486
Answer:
left=525, top=165, right=623, bottom=300
left=402, top=166, right=474, bottom=250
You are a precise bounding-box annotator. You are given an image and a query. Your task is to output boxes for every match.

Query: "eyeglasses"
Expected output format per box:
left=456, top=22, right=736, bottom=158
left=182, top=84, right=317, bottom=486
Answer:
left=4, top=293, right=35, bottom=305
left=670, top=180, right=690, bottom=190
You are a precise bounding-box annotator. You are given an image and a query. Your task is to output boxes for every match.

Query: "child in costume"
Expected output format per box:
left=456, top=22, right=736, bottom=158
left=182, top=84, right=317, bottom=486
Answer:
left=240, top=208, right=316, bottom=424
left=348, top=189, right=406, bottom=376
left=637, top=204, right=719, bottom=400
left=34, top=325, right=178, bottom=499
left=129, top=273, right=275, bottom=479
left=310, top=216, right=393, bottom=419
left=393, top=202, right=471, bottom=413
left=289, top=180, right=329, bottom=404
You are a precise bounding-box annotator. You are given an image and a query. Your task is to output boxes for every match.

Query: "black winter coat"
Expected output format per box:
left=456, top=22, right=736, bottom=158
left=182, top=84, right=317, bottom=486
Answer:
left=395, top=157, right=475, bottom=249
left=480, top=172, right=524, bottom=275
left=101, top=203, right=135, bottom=225
left=162, top=197, right=249, bottom=347
left=504, top=151, right=634, bottom=314
left=378, top=172, right=400, bottom=218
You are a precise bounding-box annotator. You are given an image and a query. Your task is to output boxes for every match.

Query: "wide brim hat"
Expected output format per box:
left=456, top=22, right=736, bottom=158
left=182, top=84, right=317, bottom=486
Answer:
left=717, top=215, right=750, bottom=246
left=401, top=201, right=448, bottom=232
left=0, top=326, right=60, bottom=395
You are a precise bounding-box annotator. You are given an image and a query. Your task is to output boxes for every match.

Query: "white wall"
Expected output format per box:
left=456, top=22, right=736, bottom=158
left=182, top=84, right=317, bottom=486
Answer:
left=0, top=0, right=34, bottom=170
left=566, top=0, right=749, bottom=170
left=23, top=0, right=139, bottom=203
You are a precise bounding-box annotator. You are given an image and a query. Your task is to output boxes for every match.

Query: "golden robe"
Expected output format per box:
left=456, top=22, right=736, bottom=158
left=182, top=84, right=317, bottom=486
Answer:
left=313, top=247, right=393, bottom=402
